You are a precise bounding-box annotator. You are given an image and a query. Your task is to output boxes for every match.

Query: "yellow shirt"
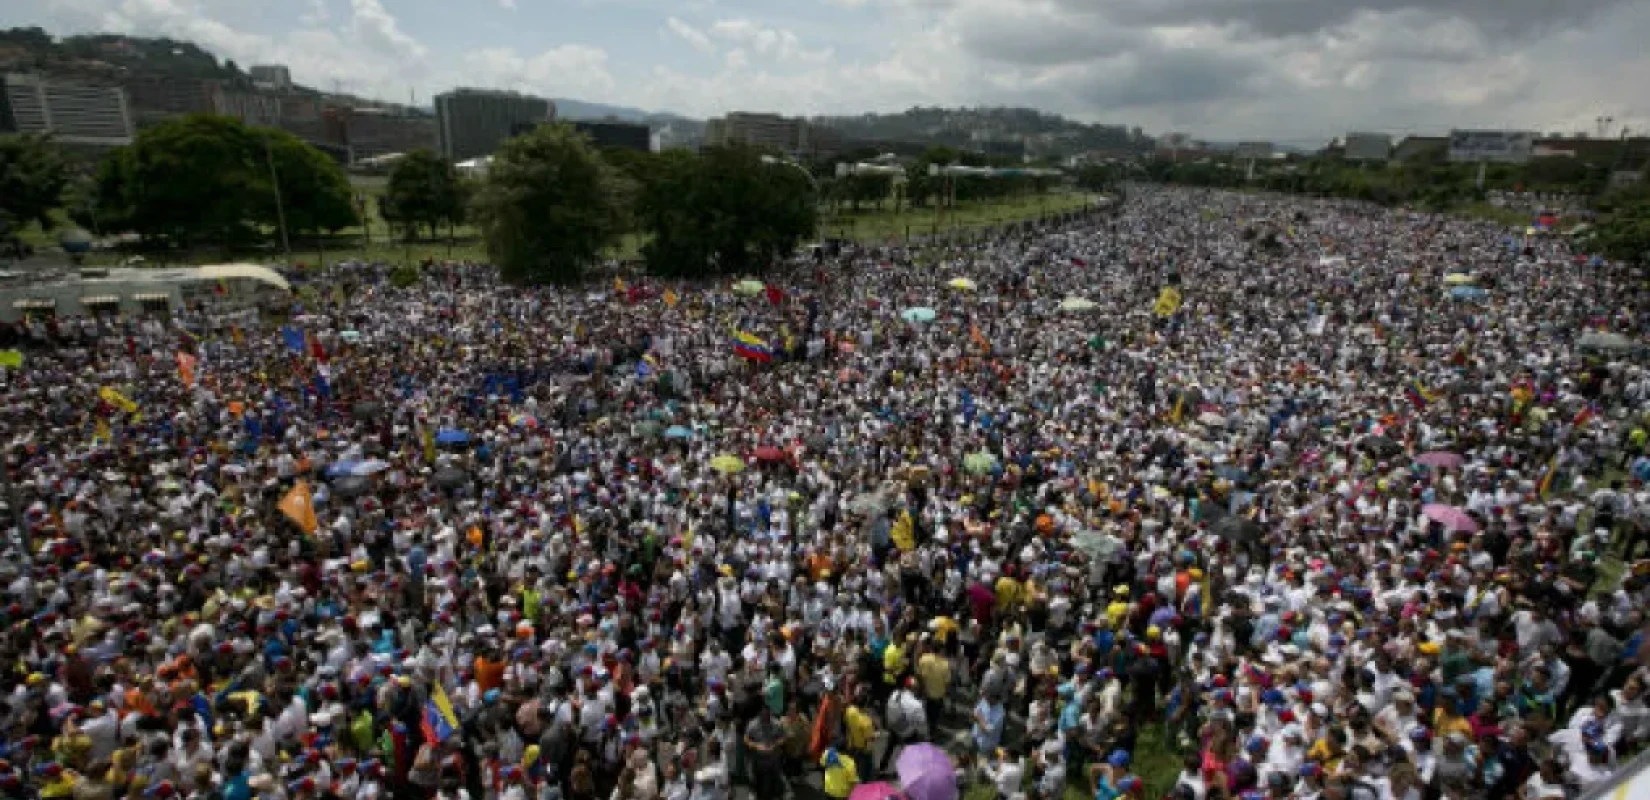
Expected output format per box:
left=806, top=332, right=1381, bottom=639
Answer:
left=845, top=705, right=876, bottom=751
left=917, top=653, right=951, bottom=700
left=931, top=616, right=959, bottom=644
left=823, top=752, right=860, bottom=798
left=994, top=576, right=1022, bottom=611
left=883, top=642, right=907, bottom=683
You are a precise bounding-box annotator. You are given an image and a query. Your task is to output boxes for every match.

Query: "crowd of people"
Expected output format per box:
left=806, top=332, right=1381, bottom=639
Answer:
left=2, top=185, right=1649, bottom=800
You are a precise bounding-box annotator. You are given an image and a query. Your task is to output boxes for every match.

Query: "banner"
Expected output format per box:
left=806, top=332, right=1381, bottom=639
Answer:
left=1153, top=286, right=1182, bottom=318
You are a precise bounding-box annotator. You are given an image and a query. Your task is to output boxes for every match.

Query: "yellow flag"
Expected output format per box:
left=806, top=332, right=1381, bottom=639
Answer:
left=663, top=289, right=680, bottom=309
left=278, top=480, right=319, bottom=535
left=231, top=325, right=245, bottom=346
left=614, top=276, right=627, bottom=294
left=1170, top=393, right=1185, bottom=425
left=420, top=423, right=436, bottom=465
left=891, top=510, right=915, bottom=552
left=1538, top=453, right=1559, bottom=499
left=1153, top=286, right=1182, bottom=318
left=0, top=350, right=22, bottom=369
left=1200, top=567, right=1212, bottom=617
left=98, top=387, right=139, bottom=414
left=92, top=418, right=111, bottom=445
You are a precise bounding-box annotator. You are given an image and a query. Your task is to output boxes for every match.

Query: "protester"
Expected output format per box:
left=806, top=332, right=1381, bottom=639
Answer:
left=1, top=185, right=1648, bottom=800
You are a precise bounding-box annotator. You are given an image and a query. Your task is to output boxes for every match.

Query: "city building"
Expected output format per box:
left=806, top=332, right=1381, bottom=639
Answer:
left=248, top=65, right=292, bottom=91
left=330, top=107, right=437, bottom=162
left=570, top=120, right=651, bottom=152
left=210, top=86, right=283, bottom=126
left=1343, top=132, right=1393, bottom=162
left=702, top=111, right=844, bottom=157
left=434, top=88, right=555, bottom=162
left=1392, top=135, right=1447, bottom=163
left=121, top=74, right=215, bottom=127
left=0, top=72, right=133, bottom=146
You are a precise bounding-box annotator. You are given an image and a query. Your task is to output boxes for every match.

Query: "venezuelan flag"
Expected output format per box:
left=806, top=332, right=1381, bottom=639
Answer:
left=421, top=681, right=459, bottom=744
left=733, top=331, right=773, bottom=363
left=1404, top=378, right=1436, bottom=409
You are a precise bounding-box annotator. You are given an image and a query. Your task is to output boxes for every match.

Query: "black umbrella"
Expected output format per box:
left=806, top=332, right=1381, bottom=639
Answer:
left=1361, top=436, right=1403, bottom=458
left=1211, top=515, right=1262, bottom=543
left=433, top=467, right=469, bottom=489
left=332, top=475, right=371, bottom=498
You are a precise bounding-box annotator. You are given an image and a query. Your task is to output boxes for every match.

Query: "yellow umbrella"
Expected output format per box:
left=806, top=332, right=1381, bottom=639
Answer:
left=710, top=454, right=746, bottom=474
left=1442, top=273, right=1474, bottom=285
left=947, top=277, right=977, bottom=291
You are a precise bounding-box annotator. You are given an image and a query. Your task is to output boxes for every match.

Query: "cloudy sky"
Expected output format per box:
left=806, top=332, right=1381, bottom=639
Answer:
left=8, top=0, right=1649, bottom=143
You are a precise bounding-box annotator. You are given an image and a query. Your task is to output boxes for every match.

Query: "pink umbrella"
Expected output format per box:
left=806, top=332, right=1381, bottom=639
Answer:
left=1422, top=503, right=1478, bottom=532
left=1415, top=451, right=1464, bottom=469
left=849, top=783, right=905, bottom=800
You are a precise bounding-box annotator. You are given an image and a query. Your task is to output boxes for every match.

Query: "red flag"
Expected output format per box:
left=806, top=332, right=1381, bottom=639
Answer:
left=627, top=285, right=643, bottom=305
left=308, top=333, right=328, bottom=363
left=1071, top=257, right=1088, bottom=267
left=765, top=283, right=785, bottom=307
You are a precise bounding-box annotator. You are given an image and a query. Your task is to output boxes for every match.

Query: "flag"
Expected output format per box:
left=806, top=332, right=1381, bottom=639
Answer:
left=1538, top=453, right=1560, bottom=499
left=663, top=289, right=680, bottom=309
left=278, top=480, right=319, bottom=535
left=422, top=682, right=460, bottom=744
left=1153, top=286, right=1182, bottom=318
left=281, top=326, right=306, bottom=355
left=613, top=276, right=627, bottom=294
left=572, top=321, right=586, bottom=341
left=176, top=351, right=198, bottom=387
left=0, top=350, right=22, bottom=369
left=1071, top=257, right=1088, bottom=267
left=733, top=331, right=773, bottom=363
left=1404, top=378, right=1436, bottom=410
left=969, top=324, right=991, bottom=354
left=98, top=387, right=138, bottom=414
left=419, top=421, right=436, bottom=465
left=1572, top=405, right=1597, bottom=429
left=890, top=510, right=915, bottom=552
left=231, top=326, right=245, bottom=346
left=765, top=283, right=785, bottom=307
left=1199, top=566, right=1212, bottom=617
left=92, top=418, right=111, bottom=445
left=1169, top=393, right=1185, bottom=425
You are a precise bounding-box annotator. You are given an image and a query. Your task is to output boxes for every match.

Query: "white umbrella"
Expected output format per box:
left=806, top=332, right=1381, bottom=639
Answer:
left=1058, top=297, right=1098, bottom=313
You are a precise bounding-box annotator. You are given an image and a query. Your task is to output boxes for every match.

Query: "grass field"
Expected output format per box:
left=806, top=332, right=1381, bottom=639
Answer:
left=16, top=187, right=1092, bottom=268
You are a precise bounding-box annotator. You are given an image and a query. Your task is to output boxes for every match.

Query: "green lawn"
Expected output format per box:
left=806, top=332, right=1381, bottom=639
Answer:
left=1456, top=203, right=1537, bottom=228
left=822, top=192, right=1097, bottom=243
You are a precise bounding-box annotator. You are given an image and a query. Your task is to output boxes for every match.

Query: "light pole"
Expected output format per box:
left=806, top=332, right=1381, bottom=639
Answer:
left=264, top=133, right=293, bottom=264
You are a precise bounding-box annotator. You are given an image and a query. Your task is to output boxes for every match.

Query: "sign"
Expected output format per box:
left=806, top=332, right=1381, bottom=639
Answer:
left=1448, top=130, right=1534, bottom=163
left=1343, top=133, right=1392, bottom=162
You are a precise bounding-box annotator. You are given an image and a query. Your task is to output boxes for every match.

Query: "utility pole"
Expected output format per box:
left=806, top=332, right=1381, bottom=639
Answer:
left=263, top=133, right=293, bottom=263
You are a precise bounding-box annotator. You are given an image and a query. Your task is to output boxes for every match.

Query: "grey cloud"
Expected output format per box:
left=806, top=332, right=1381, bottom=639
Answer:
left=1075, top=0, right=1630, bottom=41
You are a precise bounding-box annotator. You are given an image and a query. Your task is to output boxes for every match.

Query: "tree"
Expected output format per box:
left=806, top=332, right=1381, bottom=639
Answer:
left=0, top=133, right=69, bottom=236
left=87, top=114, right=354, bottom=250
left=263, top=128, right=357, bottom=239
left=471, top=123, right=632, bottom=285
left=382, top=149, right=465, bottom=240
left=1589, top=185, right=1650, bottom=265
left=637, top=145, right=816, bottom=277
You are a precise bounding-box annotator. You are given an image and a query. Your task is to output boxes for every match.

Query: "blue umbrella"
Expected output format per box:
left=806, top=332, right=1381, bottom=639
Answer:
left=326, top=460, right=362, bottom=478
left=435, top=428, right=471, bottom=445
left=664, top=425, right=693, bottom=439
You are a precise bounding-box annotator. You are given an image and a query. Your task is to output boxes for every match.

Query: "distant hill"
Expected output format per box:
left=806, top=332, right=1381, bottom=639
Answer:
left=0, top=27, right=240, bottom=82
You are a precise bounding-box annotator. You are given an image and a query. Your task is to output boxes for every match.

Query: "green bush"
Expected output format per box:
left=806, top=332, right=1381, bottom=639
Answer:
left=388, top=263, right=420, bottom=288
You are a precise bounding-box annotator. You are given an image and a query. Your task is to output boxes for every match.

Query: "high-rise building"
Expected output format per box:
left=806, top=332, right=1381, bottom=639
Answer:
left=248, top=65, right=292, bottom=91
left=0, top=72, right=133, bottom=146
left=434, top=88, right=555, bottom=162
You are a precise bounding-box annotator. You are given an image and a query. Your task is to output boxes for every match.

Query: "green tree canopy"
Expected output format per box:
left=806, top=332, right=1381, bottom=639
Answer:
left=637, top=145, right=816, bottom=278
left=88, top=114, right=354, bottom=249
left=381, top=149, right=466, bottom=240
left=470, top=123, right=632, bottom=285
left=0, top=133, right=69, bottom=235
